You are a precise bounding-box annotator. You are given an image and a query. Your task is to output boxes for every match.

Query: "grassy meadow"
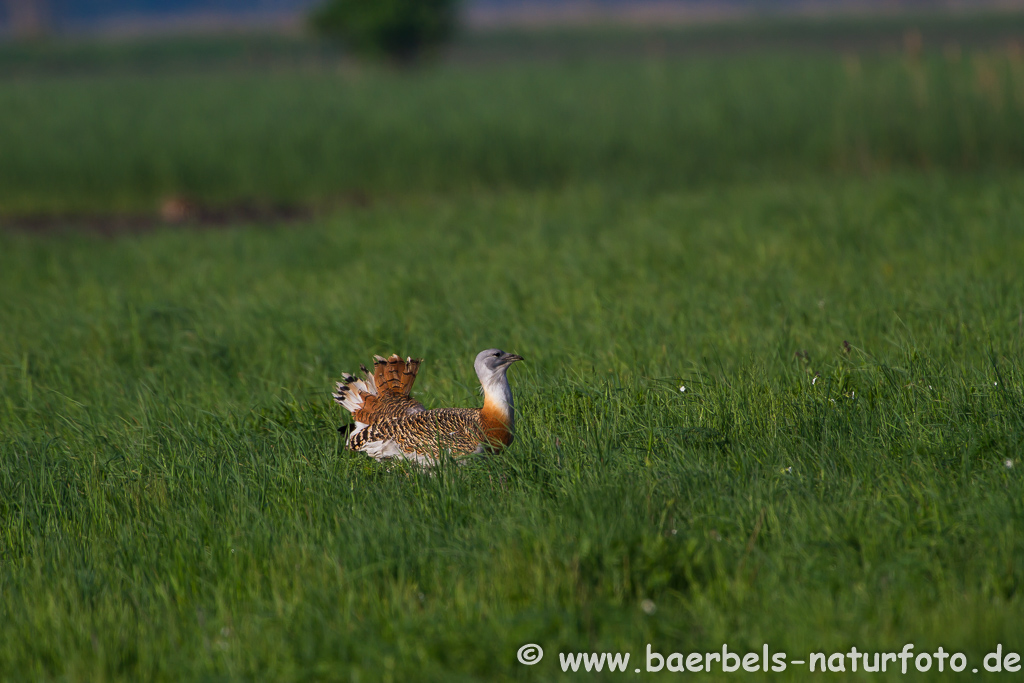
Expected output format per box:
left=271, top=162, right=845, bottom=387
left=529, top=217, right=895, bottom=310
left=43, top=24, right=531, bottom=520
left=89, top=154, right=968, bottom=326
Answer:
left=2, top=14, right=1024, bottom=682
left=1, top=17, right=1024, bottom=213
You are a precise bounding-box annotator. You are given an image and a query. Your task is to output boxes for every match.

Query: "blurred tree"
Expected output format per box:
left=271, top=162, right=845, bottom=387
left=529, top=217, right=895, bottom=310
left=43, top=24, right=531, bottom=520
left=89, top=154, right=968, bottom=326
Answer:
left=310, top=0, right=461, bottom=64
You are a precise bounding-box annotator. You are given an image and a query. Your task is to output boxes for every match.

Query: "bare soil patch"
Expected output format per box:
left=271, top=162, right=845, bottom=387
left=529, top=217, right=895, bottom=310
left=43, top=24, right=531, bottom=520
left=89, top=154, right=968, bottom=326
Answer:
left=0, top=192, right=381, bottom=235
left=0, top=198, right=322, bottom=236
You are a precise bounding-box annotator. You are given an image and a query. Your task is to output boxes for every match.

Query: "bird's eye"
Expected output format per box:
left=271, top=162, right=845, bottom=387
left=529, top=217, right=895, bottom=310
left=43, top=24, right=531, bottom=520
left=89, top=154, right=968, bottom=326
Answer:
left=493, top=352, right=501, bottom=357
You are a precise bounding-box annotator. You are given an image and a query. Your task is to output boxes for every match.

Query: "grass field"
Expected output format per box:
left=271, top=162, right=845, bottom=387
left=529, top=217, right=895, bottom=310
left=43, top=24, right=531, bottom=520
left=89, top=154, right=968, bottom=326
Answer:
left=2, top=15, right=1024, bottom=682
left=1, top=15, right=1024, bottom=215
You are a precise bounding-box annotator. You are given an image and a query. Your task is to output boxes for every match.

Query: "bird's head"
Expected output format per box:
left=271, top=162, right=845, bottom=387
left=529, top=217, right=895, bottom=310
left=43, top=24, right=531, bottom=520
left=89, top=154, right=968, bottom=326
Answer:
left=474, top=348, right=523, bottom=384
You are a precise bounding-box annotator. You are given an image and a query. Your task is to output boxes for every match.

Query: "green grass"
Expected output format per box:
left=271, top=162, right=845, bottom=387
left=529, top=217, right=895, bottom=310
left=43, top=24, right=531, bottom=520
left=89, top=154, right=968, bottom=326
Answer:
left=454, top=10, right=1024, bottom=61
left=2, top=19, right=1024, bottom=681
left=2, top=175, right=1024, bottom=681
left=1, top=46, right=1024, bottom=214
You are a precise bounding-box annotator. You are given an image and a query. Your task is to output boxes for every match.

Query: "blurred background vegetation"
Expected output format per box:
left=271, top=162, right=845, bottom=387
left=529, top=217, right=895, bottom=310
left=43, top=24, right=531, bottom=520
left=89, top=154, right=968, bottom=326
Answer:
left=0, top=3, right=1023, bottom=218
left=310, top=0, right=461, bottom=63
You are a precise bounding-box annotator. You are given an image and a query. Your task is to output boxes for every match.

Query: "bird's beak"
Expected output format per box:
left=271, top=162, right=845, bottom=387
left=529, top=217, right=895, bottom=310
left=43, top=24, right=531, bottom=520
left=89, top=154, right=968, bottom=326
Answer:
left=505, top=354, right=524, bottom=364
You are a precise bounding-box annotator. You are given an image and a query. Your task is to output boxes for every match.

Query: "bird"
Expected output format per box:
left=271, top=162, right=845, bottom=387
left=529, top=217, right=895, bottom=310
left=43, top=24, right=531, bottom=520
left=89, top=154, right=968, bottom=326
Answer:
left=333, top=349, right=524, bottom=465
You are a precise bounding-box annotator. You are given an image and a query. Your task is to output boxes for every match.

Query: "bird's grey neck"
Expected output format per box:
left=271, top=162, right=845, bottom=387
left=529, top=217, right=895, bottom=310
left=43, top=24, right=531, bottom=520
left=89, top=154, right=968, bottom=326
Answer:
left=481, top=372, right=515, bottom=420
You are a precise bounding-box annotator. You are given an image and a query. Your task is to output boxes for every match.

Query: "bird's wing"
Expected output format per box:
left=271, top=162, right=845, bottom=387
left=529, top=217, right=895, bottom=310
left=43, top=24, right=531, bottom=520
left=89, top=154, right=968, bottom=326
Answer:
left=348, top=408, right=484, bottom=460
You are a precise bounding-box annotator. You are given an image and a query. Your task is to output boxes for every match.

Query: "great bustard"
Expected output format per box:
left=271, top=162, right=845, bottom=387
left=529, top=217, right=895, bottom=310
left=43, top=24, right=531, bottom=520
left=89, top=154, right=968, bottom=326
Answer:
left=333, top=349, right=523, bottom=465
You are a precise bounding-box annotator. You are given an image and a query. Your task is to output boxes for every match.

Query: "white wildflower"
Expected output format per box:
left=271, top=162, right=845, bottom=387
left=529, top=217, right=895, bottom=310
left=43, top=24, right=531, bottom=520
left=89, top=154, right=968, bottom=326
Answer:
left=641, top=599, right=657, bottom=615
left=679, top=385, right=687, bottom=393
left=1006, top=459, right=1014, bottom=469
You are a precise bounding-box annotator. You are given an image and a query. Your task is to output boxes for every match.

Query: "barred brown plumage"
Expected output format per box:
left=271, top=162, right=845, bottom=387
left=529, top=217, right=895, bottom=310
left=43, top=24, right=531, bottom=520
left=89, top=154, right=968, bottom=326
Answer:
left=333, top=349, right=523, bottom=465
left=348, top=409, right=486, bottom=455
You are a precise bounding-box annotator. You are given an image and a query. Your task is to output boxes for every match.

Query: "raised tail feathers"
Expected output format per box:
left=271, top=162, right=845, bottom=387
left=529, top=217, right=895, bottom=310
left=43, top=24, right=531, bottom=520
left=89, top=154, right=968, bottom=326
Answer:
left=334, top=354, right=426, bottom=444
left=333, top=365, right=380, bottom=427
left=373, top=355, right=422, bottom=397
